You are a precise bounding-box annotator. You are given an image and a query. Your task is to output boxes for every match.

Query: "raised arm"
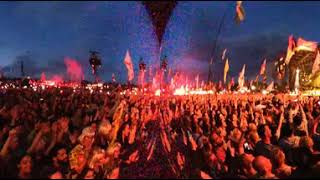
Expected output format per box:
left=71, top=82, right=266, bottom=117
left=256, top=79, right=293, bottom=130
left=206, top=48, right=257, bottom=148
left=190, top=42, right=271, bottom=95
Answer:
left=275, top=106, right=285, bottom=140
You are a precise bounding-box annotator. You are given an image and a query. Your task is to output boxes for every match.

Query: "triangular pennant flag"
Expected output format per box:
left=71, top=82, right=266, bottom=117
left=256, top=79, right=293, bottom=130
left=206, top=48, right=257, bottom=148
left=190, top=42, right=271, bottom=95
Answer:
left=260, top=59, right=267, bottom=75
left=312, top=51, right=320, bottom=75
left=235, top=1, right=245, bottom=24
left=223, top=58, right=229, bottom=84
left=123, top=50, right=134, bottom=82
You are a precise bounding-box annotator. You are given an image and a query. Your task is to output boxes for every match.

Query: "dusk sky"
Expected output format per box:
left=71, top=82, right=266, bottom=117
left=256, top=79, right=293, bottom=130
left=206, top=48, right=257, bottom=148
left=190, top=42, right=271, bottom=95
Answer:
left=1, top=1, right=320, bottom=82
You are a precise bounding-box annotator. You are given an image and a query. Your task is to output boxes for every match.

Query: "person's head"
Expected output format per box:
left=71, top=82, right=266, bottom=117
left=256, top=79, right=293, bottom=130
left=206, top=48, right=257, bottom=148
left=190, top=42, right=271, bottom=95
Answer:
left=257, top=124, right=272, bottom=141
left=215, top=146, right=226, bottom=163
left=84, top=169, right=95, bottom=179
left=271, top=148, right=286, bottom=168
left=18, top=155, right=32, bottom=176
left=248, top=131, right=260, bottom=145
left=49, top=171, right=63, bottom=179
left=107, top=143, right=121, bottom=159
left=281, top=124, right=294, bottom=138
left=56, top=147, right=68, bottom=162
left=299, top=136, right=314, bottom=150
left=293, top=114, right=303, bottom=127
left=240, top=153, right=256, bottom=173
left=253, top=156, right=273, bottom=176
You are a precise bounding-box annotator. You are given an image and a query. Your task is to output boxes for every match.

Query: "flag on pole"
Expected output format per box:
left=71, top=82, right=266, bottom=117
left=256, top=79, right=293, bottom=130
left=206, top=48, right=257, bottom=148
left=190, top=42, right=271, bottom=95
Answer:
left=222, top=49, right=227, bottom=60
left=254, top=74, right=259, bottom=83
left=235, top=1, right=245, bottom=24
left=285, top=35, right=295, bottom=64
left=296, top=37, right=318, bottom=51
left=266, top=81, right=274, bottom=92
left=312, top=51, right=320, bottom=75
left=260, top=59, right=267, bottom=75
left=123, top=50, right=134, bottom=82
left=195, top=74, right=199, bottom=89
left=223, top=58, right=229, bottom=84
left=112, top=73, right=116, bottom=82
left=263, top=74, right=267, bottom=86
left=238, top=64, right=246, bottom=88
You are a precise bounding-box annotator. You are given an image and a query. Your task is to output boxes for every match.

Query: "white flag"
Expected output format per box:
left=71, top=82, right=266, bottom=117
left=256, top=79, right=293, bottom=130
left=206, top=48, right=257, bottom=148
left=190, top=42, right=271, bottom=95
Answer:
left=312, top=51, right=320, bottom=75
left=222, top=48, right=227, bottom=60
left=123, top=50, right=134, bottom=82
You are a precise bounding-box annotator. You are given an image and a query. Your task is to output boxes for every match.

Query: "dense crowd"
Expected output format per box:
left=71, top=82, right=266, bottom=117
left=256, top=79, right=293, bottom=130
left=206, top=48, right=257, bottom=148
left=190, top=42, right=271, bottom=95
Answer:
left=1, top=85, right=320, bottom=179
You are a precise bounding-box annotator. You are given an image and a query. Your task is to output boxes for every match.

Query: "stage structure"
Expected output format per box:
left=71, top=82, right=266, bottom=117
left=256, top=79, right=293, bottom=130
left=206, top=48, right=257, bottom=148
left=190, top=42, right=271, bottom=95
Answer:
left=284, top=37, right=320, bottom=90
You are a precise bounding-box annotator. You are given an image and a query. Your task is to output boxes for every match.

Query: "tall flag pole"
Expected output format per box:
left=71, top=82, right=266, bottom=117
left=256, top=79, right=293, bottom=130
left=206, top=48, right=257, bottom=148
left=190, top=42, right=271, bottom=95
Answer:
left=207, top=2, right=233, bottom=83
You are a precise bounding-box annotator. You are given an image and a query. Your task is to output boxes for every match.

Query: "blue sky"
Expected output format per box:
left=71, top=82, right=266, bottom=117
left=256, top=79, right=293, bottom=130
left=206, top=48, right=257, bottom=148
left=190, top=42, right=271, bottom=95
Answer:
left=1, top=1, right=320, bottom=82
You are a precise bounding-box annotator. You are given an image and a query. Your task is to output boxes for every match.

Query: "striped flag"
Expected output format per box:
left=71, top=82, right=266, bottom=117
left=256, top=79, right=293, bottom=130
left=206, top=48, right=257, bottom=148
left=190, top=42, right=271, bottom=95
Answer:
left=260, top=59, right=267, bottom=75
left=238, top=64, right=246, bottom=88
left=235, top=1, right=245, bottom=24
left=123, top=50, right=134, bottom=82
left=223, top=58, right=229, bottom=84
left=312, top=51, right=320, bottom=75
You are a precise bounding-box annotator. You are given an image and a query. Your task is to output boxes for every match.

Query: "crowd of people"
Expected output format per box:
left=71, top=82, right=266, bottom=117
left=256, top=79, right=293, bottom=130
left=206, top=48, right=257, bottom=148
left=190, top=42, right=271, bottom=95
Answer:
left=1, top=84, right=320, bottom=179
